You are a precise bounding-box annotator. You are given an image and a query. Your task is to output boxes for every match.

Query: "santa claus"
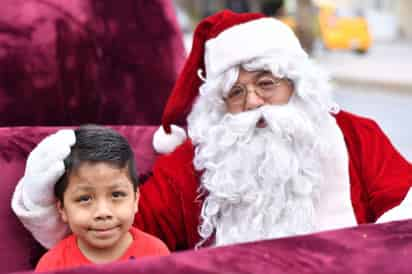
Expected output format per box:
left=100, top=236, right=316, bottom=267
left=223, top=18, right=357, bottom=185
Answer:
left=12, top=10, right=412, bottom=251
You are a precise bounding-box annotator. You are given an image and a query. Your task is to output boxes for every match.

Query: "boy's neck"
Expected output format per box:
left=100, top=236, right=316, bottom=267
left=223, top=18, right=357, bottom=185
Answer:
left=76, top=231, right=133, bottom=264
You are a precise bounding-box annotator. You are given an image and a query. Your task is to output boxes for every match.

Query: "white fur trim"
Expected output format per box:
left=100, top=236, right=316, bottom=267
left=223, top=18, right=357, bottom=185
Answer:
left=205, top=18, right=307, bottom=79
left=376, top=187, right=412, bottom=223
left=11, top=129, right=75, bottom=248
left=153, top=125, right=187, bottom=154
left=12, top=175, right=70, bottom=249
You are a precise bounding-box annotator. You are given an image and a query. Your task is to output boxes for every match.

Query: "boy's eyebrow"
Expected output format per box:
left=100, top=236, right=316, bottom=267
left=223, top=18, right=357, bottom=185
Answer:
left=69, top=179, right=132, bottom=193
left=109, top=181, right=132, bottom=189
left=71, top=184, right=94, bottom=192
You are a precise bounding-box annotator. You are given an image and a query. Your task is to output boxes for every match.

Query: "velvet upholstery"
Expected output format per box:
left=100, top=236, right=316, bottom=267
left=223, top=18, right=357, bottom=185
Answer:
left=0, top=0, right=185, bottom=126
left=11, top=220, right=412, bottom=274
left=0, top=125, right=158, bottom=273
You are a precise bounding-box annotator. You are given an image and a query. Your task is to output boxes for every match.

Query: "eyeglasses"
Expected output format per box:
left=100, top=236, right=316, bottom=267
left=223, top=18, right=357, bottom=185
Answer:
left=224, top=76, right=291, bottom=107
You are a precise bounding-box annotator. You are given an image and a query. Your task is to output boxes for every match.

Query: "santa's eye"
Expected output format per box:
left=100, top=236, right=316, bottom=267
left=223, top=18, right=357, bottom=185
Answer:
left=227, top=86, right=244, bottom=99
left=258, top=80, right=275, bottom=88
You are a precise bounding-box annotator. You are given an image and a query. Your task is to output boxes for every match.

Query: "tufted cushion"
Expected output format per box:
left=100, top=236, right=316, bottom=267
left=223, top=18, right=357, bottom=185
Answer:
left=0, top=125, right=158, bottom=273
left=0, top=0, right=185, bottom=126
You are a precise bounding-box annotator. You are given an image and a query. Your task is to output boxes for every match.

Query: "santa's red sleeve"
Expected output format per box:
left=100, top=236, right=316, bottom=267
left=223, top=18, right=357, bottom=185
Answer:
left=337, top=111, right=412, bottom=223
left=133, top=140, right=201, bottom=251
left=361, top=119, right=412, bottom=221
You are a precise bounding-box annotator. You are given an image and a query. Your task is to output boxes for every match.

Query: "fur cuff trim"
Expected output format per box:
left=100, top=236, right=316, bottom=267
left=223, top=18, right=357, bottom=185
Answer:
left=11, top=179, right=69, bottom=249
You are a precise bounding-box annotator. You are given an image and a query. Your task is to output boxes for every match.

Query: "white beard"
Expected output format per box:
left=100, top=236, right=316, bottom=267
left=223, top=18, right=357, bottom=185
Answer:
left=191, top=98, right=339, bottom=247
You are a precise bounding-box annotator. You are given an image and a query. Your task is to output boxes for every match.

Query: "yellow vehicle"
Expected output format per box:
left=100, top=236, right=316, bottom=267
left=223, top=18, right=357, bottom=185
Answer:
left=317, top=5, right=372, bottom=53
left=276, top=1, right=372, bottom=54
left=279, top=16, right=297, bottom=31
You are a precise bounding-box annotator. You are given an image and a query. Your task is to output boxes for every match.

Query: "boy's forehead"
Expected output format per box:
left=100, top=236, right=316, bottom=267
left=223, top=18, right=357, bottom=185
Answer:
left=74, top=160, right=127, bottom=173
left=68, top=161, right=132, bottom=187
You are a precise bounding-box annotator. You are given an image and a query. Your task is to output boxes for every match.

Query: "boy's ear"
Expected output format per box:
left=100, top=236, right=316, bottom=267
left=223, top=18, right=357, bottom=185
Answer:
left=56, top=200, right=68, bottom=223
left=134, top=190, right=140, bottom=214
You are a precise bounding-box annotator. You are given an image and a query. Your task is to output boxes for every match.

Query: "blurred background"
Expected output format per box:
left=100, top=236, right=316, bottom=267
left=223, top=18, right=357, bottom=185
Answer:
left=174, top=0, right=412, bottom=161
left=0, top=0, right=410, bottom=161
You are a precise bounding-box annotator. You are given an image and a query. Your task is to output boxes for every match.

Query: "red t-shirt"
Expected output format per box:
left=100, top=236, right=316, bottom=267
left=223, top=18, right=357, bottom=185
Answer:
left=35, top=227, right=170, bottom=272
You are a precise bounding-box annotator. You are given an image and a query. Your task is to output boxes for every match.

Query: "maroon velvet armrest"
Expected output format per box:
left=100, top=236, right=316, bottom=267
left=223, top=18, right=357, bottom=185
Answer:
left=0, top=125, right=158, bottom=273
left=10, top=220, right=412, bottom=274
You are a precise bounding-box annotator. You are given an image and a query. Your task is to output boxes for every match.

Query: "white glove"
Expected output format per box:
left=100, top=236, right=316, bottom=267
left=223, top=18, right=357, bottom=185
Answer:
left=11, top=129, right=76, bottom=248
left=376, top=187, right=412, bottom=224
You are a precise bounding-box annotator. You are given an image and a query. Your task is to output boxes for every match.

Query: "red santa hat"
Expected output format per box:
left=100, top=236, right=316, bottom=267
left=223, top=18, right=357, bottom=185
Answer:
left=153, top=10, right=306, bottom=154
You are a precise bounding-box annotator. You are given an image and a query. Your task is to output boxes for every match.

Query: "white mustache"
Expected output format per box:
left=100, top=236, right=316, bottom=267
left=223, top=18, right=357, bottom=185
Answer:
left=217, top=104, right=315, bottom=143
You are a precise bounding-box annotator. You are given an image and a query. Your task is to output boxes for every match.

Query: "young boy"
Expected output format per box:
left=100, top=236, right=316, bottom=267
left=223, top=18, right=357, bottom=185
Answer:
left=35, top=125, right=169, bottom=272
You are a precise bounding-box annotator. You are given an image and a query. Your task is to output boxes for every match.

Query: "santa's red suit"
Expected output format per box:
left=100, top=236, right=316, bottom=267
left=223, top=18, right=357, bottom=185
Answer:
left=135, top=110, right=412, bottom=250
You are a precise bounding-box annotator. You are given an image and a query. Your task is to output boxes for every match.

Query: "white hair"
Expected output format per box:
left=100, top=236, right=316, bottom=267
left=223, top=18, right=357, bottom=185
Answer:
left=187, top=53, right=340, bottom=247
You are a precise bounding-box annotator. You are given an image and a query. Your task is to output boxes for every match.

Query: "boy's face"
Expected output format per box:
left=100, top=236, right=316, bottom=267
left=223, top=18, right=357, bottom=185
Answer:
left=57, top=161, right=138, bottom=258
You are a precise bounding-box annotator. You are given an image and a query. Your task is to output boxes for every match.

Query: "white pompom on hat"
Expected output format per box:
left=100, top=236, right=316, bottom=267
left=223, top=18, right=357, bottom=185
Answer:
left=153, top=124, right=187, bottom=154
left=153, top=10, right=306, bottom=154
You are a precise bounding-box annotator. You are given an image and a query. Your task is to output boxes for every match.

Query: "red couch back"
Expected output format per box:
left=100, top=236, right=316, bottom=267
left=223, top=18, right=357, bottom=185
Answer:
left=0, top=125, right=158, bottom=273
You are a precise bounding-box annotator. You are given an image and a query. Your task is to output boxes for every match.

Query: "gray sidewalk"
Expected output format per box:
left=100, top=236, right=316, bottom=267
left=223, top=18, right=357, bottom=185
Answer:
left=314, top=40, right=412, bottom=91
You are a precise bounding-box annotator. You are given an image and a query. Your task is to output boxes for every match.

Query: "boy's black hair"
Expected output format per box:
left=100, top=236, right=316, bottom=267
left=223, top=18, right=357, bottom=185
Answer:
left=54, top=125, right=139, bottom=204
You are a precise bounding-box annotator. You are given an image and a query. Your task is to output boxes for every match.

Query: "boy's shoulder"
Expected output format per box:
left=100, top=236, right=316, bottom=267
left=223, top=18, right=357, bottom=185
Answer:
left=35, top=234, right=85, bottom=271
left=128, top=227, right=170, bottom=257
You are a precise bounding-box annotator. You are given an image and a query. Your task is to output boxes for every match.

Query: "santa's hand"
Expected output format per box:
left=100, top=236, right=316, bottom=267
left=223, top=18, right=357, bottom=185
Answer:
left=11, top=129, right=75, bottom=248
left=376, top=187, right=412, bottom=223
left=22, top=129, right=75, bottom=208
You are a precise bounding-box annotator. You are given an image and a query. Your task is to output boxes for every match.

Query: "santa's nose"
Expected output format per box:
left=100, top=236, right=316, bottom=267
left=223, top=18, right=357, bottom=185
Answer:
left=244, top=88, right=264, bottom=111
